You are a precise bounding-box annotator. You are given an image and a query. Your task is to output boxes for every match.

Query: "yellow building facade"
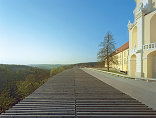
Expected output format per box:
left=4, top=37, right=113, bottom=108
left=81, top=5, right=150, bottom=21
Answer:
left=111, top=42, right=129, bottom=73
left=110, top=0, right=156, bottom=78
left=128, top=0, right=156, bottom=78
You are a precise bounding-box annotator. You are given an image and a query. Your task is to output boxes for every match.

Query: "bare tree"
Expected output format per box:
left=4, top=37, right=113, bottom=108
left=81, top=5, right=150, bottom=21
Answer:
left=97, top=32, right=117, bottom=71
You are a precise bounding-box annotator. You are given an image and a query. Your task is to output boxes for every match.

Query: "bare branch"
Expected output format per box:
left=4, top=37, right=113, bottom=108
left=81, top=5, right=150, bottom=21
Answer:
left=97, top=32, right=116, bottom=71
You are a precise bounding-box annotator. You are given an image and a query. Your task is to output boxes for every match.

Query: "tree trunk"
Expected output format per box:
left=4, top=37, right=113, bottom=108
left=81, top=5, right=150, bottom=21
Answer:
left=107, top=33, right=110, bottom=72
left=107, top=55, right=109, bottom=71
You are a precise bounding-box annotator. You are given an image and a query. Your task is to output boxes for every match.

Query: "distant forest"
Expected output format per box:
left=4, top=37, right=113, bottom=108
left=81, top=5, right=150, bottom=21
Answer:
left=0, top=64, right=51, bottom=113
left=29, top=62, right=102, bottom=70
left=29, top=64, right=64, bottom=70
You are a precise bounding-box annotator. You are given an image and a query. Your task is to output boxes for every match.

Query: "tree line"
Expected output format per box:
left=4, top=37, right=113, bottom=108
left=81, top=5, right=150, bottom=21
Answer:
left=0, top=64, right=65, bottom=114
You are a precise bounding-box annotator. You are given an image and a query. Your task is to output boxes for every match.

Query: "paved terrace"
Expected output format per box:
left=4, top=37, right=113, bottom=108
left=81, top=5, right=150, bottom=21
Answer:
left=82, top=68, right=156, bottom=110
left=1, top=68, right=156, bottom=118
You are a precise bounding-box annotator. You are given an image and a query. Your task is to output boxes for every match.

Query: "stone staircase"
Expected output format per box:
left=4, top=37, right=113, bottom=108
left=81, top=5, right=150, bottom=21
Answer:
left=1, top=68, right=156, bottom=118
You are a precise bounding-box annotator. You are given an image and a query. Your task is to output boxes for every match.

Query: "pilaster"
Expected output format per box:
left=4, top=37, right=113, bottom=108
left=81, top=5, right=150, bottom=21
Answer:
left=135, top=11, right=144, bottom=78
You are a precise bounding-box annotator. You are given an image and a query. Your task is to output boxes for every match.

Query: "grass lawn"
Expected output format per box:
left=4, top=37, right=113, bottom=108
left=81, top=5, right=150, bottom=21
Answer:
left=98, top=68, right=127, bottom=75
left=109, top=70, right=127, bottom=75
left=93, top=68, right=137, bottom=80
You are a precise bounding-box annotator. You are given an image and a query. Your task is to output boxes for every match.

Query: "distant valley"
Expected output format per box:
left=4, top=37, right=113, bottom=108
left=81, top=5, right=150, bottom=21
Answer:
left=29, top=64, right=65, bottom=70
left=29, top=62, right=99, bottom=70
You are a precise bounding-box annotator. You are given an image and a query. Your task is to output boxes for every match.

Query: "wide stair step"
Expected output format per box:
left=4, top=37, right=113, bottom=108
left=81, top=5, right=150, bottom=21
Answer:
left=1, top=68, right=156, bottom=118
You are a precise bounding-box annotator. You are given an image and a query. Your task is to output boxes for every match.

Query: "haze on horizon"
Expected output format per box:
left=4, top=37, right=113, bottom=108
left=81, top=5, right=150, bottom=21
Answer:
left=0, top=0, right=135, bottom=65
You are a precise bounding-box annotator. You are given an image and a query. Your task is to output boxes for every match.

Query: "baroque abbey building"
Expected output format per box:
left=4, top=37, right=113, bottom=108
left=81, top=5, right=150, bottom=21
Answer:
left=112, top=0, right=156, bottom=78
left=128, top=0, right=156, bottom=78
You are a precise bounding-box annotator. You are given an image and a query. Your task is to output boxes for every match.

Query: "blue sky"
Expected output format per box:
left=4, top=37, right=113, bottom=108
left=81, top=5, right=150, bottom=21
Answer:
left=0, top=0, right=136, bottom=64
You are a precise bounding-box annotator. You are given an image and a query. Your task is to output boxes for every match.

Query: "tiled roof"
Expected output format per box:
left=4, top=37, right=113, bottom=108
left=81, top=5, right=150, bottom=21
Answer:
left=111, top=41, right=129, bottom=56
left=116, top=41, right=129, bottom=54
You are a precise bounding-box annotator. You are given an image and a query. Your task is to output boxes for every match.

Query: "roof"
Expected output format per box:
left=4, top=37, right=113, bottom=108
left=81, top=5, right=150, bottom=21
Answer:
left=112, top=41, right=129, bottom=56
left=116, top=41, right=129, bottom=54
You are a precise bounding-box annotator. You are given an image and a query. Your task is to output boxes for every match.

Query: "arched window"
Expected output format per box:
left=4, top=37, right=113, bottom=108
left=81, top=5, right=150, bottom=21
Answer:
left=130, top=54, right=136, bottom=77
left=150, top=14, right=156, bottom=43
left=132, top=26, right=137, bottom=49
